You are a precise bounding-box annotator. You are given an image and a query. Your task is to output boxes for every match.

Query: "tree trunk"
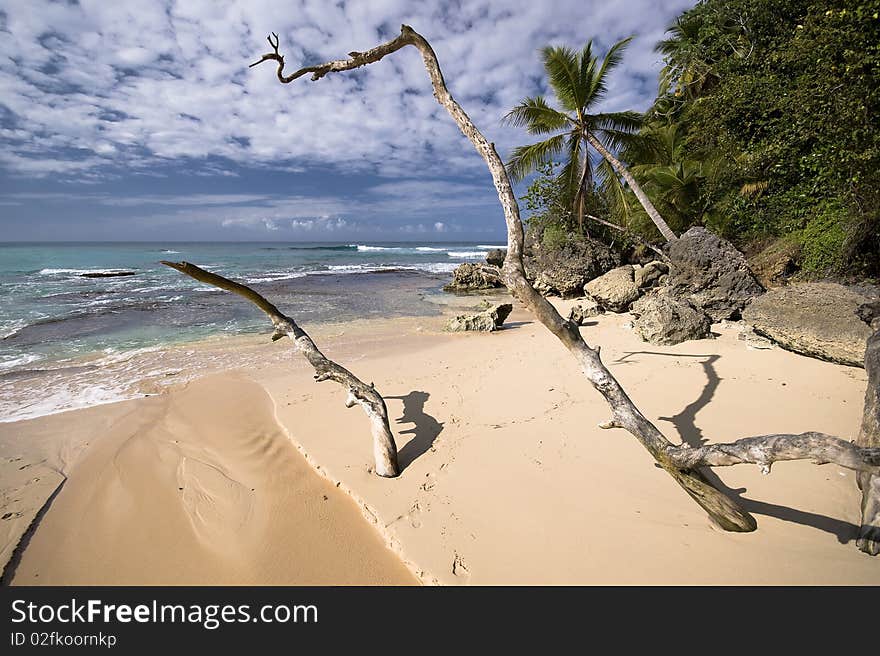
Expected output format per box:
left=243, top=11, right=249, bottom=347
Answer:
left=857, top=328, right=880, bottom=554
left=249, top=25, right=880, bottom=547
left=585, top=131, right=678, bottom=243
left=161, top=261, right=400, bottom=477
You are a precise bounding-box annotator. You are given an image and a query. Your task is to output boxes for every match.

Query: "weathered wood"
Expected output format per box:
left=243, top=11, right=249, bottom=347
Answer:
left=250, top=25, right=879, bottom=543
left=667, top=432, right=880, bottom=474
left=857, top=325, right=880, bottom=554
left=160, top=261, right=399, bottom=477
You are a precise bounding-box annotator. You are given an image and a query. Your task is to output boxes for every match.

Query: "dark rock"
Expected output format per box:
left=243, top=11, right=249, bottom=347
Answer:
left=443, top=263, right=503, bottom=292
left=80, top=271, right=137, bottom=278
left=524, top=238, right=619, bottom=298
left=666, top=226, right=764, bottom=321
left=583, top=265, right=640, bottom=312
left=857, top=301, right=880, bottom=330
left=742, top=282, right=873, bottom=367
left=485, top=249, right=506, bottom=267
left=630, top=290, right=712, bottom=345
left=568, top=296, right=604, bottom=325
left=446, top=303, right=513, bottom=332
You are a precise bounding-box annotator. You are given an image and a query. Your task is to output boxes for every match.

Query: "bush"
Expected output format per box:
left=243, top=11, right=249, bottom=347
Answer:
left=797, top=202, right=848, bottom=275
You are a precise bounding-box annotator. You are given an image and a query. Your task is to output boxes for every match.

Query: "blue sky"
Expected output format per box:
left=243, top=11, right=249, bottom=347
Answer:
left=0, top=0, right=694, bottom=242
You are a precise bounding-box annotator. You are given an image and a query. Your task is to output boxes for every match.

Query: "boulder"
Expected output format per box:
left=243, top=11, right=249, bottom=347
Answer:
left=583, top=265, right=640, bottom=313
left=568, top=296, right=604, bottom=325
left=485, top=249, right=506, bottom=267
left=742, top=282, right=873, bottom=367
left=446, top=303, right=513, bottom=332
left=666, top=226, right=764, bottom=321
left=630, top=290, right=712, bottom=345
left=748, top=239, right=801, bottom=288
left=443, top=263, right=503, bottom=292
left=634, top=261, right=669, bottom=289
left=524, top=238, right=619, bottom=298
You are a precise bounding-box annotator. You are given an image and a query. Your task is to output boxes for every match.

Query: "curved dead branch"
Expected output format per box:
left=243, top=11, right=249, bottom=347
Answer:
left=161, top=261, right=399, bottom=477
left=250, top=25, right=879, bottom=542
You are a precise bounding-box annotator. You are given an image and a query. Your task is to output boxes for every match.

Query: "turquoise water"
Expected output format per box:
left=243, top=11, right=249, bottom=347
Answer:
left=0, top=241, right=505, bottom=421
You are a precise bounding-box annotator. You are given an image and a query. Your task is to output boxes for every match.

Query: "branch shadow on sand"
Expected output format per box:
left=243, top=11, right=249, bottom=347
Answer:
left=614, top=351, right=860, bottom=544
left=386, top=391, right=444, bottom=472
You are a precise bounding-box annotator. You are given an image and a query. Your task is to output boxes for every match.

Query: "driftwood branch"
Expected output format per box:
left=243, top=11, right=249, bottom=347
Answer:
left=251, top=26, right=880, bottom=546
left=584, top=214, right=670, bottom=262
left=667, top=432, right=880, bottom=475
left=857, top=322, right=880, bottom=554
left=160, top=261, right=399, bottom=477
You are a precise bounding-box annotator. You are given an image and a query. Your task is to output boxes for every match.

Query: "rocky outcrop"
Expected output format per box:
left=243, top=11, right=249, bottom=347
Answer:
left=443, top=263, right=504, bottom=292
left=748, top=239, right=801, bottom=288
left=446, top=303, right=513, bottom=332
left=525, top=239, right=619, bottom=298
left=634, top=261, right=669, bottom=289
left=666, top=226, right=764, bottom=321
left=630, top=290, right=712, bottom=345
left=568, top=296, right=604, bottom=325
left=583, top=265, right=640, bottom=313
left=742, top=282, right=873, bottom=366
left=485, top=249, right=506, bottom=267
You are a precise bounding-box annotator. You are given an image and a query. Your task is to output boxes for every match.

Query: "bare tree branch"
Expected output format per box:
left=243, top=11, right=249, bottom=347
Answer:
left=161, top=261, right=399, bottom=477
left=249, top=26, right=879, bottom=544
left=585, top=214, right=670, bottom=262
left=667, top=432, right=880, bottom=475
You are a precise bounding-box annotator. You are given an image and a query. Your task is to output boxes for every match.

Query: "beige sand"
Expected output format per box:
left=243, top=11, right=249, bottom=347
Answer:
left=2, top=298, right=879, bottom=584
left=3, top=373, right=416, bottom=585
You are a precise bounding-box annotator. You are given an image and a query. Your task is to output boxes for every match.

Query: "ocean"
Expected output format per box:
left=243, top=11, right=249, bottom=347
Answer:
left=0, top=241, right=506, bottom=422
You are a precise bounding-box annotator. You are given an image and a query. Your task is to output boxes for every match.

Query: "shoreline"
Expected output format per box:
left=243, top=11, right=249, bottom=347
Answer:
left=3, top=298, right=879, bottom=584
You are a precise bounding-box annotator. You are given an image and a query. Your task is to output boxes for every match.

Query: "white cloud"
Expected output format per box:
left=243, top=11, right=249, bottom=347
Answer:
left=0, top=0, right=693, bottom=179
left=433, top=221, right=447, bottom=232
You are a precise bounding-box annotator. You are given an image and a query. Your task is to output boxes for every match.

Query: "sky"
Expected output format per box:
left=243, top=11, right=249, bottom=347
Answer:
left=0, top=0, right=695, bottom=242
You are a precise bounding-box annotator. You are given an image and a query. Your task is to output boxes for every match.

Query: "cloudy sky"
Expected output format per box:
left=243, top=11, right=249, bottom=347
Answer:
left=0, top=0, right=694, bottom=242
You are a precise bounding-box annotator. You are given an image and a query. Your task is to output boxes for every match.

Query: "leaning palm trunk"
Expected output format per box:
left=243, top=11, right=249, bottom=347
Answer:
left=585, top=131, right=678, bottom=242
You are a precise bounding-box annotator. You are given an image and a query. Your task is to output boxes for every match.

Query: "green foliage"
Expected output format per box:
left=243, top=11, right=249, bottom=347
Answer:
left=647, top=0, right=880, bottom=275
left=798, top=201, right=849, bottom=274
left=541, top=223, right=569, bottom=251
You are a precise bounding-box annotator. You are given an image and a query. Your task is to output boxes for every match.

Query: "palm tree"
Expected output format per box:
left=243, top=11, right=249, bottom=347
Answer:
left=504, top=38, right=677, bottom=242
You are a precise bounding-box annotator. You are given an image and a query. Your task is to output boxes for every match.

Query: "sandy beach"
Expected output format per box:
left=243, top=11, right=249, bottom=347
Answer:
left=2, top=296, right=878, bottom=585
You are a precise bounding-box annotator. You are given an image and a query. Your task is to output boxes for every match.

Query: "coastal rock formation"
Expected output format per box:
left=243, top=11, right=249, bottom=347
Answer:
left=568, top=296, right=604, bottom=325
left=583, top=265, right=640, bottom=313
left=485, top=249, right=506, bottom=267
left=743, top=282, right=873, bottom=367
left=634, top=261, right=668, bottom=289
left=748, top=239, right=801, bottom=288
left=446, top=303, right=513, bottom=332
left=525, top=239, right=618, bottom=298
left=630, top=290, right=712, bottom=345
left=666, top=226, right=764, bottom=321
left=443, top=263, right=504, bottom=292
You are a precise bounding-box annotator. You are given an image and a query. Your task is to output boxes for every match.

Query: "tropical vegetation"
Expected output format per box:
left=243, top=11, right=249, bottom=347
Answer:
left=511, top=0, right=879, bottom=277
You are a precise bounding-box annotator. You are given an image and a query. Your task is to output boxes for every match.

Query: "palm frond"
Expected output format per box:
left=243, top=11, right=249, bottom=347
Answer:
left=502, top=96, right=572, bottom=135
left=590, top=110, right=642, bottom=133
left=541, top=46, right=583, bottom=114
left=505, top=134, right=568, bottom=183
left=589, top=36, right=633, bottom=104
